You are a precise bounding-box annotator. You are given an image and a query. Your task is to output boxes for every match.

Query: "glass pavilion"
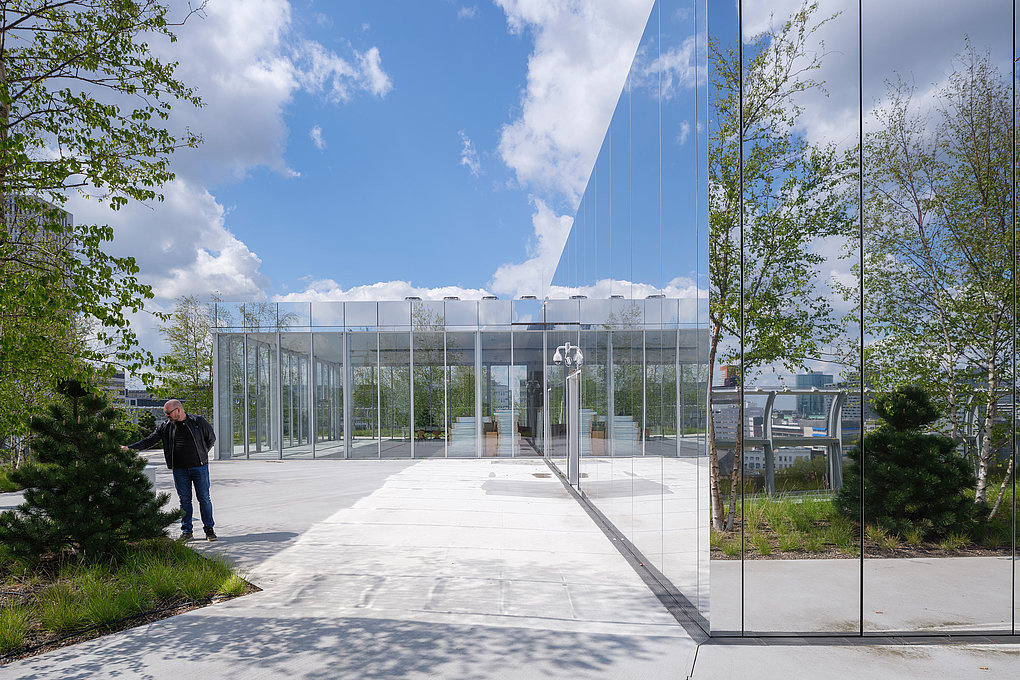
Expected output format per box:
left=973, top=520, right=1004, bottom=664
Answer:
left=212, top=297, right=707, bottom=462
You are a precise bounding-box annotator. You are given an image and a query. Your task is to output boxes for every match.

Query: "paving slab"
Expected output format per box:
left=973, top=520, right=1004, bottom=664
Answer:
left=3, top=458, right=1020, bottom=679
left=1, top=459, right=694, bottom=680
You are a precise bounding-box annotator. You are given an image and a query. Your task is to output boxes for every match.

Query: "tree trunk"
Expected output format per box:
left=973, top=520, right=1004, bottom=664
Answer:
left=724, top=416, right=743, bottom=532
left=707, top=324, right=726, bottom=531
left=988, top=454, right=1014, bottom=520
left=975, top=366, right=998, bottom=504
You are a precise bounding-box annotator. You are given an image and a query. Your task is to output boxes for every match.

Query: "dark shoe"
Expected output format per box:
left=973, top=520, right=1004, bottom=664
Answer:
left=179, top=531, right=194, bottom=543
left=204, top=528, right=218, bottom=542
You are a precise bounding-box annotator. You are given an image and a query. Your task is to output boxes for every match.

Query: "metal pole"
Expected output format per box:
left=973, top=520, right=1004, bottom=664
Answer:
left=242, top=332, right=249, bottom=459
left=763, top=391, right=776, bottom=495
left=409, top=328, right=415, bottom=459
left=309, top=331, right=316, bottom=459
left=567, top=369, right=580, bottom=486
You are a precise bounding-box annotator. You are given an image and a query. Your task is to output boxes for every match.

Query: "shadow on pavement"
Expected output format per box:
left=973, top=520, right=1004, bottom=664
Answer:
left=11, top=613, right=684, bottom=680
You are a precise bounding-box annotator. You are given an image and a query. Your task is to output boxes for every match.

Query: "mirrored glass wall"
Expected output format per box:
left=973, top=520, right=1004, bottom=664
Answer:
left=213, top=299, right=704, bottom=461
left=549, top=0, right=711, bottom=625
left=700, top=0, right=1016, bottom=636
left=210, top=0, right=1015, bottom=639
left=547, top=0, right=1015, bottom=637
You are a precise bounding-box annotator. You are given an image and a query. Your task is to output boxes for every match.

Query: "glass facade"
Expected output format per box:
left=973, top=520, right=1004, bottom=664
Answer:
left=211, top=0, right=1018, bottom=640
left=552, top=0, right=1018, bottom=637
left=213, top=301, right=705, bottom=458
left=549, top=0, right=712, bottom=629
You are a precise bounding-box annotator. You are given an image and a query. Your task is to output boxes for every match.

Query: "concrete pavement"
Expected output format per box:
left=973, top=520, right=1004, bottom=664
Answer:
left=1, top=459, right=695, bottom=679
left=1, top=458, right=1019, bottom=679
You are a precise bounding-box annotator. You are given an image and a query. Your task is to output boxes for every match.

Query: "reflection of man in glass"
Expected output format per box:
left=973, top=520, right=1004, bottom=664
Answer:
left=126, top=399, right=217, bottom=542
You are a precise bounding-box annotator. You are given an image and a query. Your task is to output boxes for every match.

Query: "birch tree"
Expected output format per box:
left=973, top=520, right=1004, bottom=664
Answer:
left=0, top=1, right=203, bottom=450
left=708, top=3, right=853, bottom=531
left=860, top=44, right=1014, bottom=509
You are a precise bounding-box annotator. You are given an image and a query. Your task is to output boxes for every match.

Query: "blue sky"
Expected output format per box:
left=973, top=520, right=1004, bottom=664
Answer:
left=63, top=0, right=1012, bottom=368
left=63, top=0, right=660, bottom=356
left=210, top=2, right=538, bottom=294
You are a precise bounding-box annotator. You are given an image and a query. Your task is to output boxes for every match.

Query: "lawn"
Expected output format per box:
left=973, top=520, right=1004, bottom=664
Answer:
left=711, top=483, right=1015, bottom=560
left=0, top=538, right=257, bottom=663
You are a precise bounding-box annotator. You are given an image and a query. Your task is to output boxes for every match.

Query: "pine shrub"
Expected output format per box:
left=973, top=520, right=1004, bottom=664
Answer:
left=834, top=385, right=977, bottom=539
left=0, top=381, right=180, bottom=561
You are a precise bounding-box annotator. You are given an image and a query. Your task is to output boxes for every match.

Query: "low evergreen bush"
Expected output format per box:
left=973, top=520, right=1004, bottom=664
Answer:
left=0, top=381, right=180, bottom=562
left=834, top=385, right=977, bottom=539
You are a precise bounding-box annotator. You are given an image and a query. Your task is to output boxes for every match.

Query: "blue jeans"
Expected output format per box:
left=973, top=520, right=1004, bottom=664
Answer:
left=172, top=465, right=214, bottom=534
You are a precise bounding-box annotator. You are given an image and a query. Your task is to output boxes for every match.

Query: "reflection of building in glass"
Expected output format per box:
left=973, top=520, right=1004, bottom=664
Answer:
left=795, top=372, right=833, bottom=417
left=213, top=0, right=1020, bottom=642
left=212, top=299, right=707, bottom=461
left=711, top=400, right=764, bottom=440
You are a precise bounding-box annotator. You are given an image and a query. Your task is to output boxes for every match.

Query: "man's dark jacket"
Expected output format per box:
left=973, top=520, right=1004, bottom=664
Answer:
left=129, top=414, right=215, bottom=469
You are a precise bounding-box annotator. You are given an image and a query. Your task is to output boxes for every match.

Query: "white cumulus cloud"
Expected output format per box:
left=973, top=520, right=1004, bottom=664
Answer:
left=495, top=0, right=653, bottom=206
left=310, top=125, right=326, bottom=150
left=274, top=279, right=493, bottom=303
left=488, top=0, right=654, bottom=297
left=489, top=199, right=574, bottom=298
left=458, top=130, right=481, bottom=177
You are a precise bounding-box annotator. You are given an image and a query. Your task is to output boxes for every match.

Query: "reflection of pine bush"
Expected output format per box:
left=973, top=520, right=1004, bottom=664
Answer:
left=0, top=381, right=180, bottom=561
left=834, top=386, right=976, bottom=539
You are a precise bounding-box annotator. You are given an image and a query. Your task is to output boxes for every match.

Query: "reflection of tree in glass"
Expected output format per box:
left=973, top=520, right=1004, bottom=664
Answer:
left=708, top=4, right=853, bottom=531
left=600, top=303, right=642, bottom=331
left=241, top=303, right=298, bottom=331
left=214, top=302, right=298, bottom=332
left=613, top=332, right=644, bottom=431
left=412, top=305, right=444, bottom=434
left=856, top=43, right=1014, bottom=512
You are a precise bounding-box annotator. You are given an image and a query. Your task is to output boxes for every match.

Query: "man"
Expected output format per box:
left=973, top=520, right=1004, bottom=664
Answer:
left=127, top=399, right=217, bottom=542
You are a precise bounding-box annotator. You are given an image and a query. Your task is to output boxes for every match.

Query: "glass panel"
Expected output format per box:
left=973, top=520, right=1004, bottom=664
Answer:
left=512, top=298, right=545, bottom=325
left=546, top=329, right=578, bottom=469
left=215, top=302, right=245, bottom=330
left=349, top=332, right=379, bottom=459
left=644, top=329, right=676, bottom=457
left=667, top=325, right=710, bottom=621
left=545, top=299, right=580, bottom=326
left=579, top=298, right=615, bottom=327
left=445, top=300, right=478, bottom=328
left=626, top=0, right=666, bottom=576
left=706, top=0, right=740, bottom=634
left=861, top=0, right=1013, bottom=635
left=735, top=0, right=863, bottom=634
left=346, top=301, right=378, bottom=329
left=280, top=333, right=312, bottom=459
left=578, top=329, right=610, bottom=495
left=481, top=331, right=513, bottom=457
left=478, top=299, right=511, bottom=328
left=245, top=333, right=277, bottom=459
left=446, top=332, right=477, bottom=457
left=240, top=303, right=279, bottom=332
left=312, top=333, right=344, bottom=459
left=379, top=301, right=411, bottom=328
left=216, top=334, right=245, bottom=459
left=310, top=301, right=344, bottom=328
left=612, top=329, right=643, bottom=457
left=412, top=306, right=446, bottom=458
left=277, top=302, right=310, bottom=329
left=379, top=332, right=411, bottom=458
left=512, top=330, right=545, bottom=456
